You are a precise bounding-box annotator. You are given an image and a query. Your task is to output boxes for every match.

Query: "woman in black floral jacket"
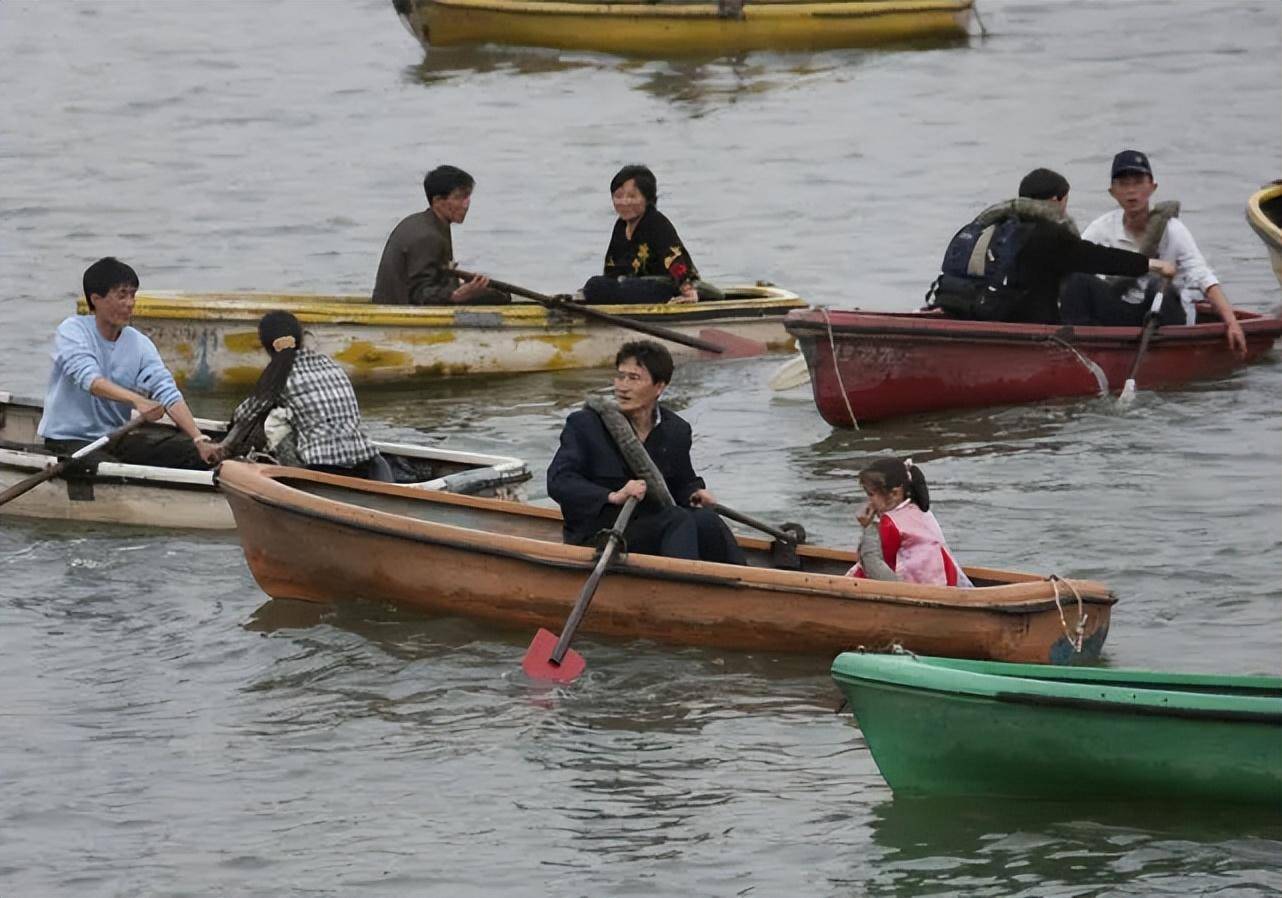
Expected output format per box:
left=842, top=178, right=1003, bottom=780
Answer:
left=582, top=165, right=701, bottom=305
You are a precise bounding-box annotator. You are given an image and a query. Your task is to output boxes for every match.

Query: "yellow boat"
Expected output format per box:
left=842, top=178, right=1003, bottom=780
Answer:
left=394, top=0, right=975, bottom=55
left=1246, top=180, right=1282, bottom=291
left=93, top=286, right=804, bottom=391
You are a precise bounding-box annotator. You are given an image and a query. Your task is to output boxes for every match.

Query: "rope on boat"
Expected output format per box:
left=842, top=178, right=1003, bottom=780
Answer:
left=821, top=306, right=860, bottom=430
left=1048, top=574, right=1087, bottom=654
left=1047, top=335, right=1110, bottom=397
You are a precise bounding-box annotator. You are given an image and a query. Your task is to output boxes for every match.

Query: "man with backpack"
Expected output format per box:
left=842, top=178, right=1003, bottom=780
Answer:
left=928, top=168, right=1172, bottom=325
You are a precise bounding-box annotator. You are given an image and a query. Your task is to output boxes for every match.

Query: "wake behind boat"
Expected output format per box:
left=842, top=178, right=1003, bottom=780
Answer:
left=107, top=286, right=804, bottom=391
left=785, top=304, right=1282, bottom=426
left=218, top=460, right=1115, bottom=664
left=0, top=393, right=530, bottom=529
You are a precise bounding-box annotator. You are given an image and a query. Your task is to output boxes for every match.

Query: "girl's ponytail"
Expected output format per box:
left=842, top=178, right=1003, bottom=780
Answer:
left=904, top=459, right=931, bottom=512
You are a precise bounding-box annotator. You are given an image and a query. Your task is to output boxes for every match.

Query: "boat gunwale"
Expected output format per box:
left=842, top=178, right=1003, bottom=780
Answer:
left=423, top=0, right=971, bottom=18
left=115, top=287, right=806, bottom=328
left=219, top=460, right=1115, bottom=613
left=0, top=395, right=530, bottom=492
left=831, top=653, right=1282, bottom=719
left=784, top=306, right=1282, bottom=348
left=1246, top=181, right=1282, bottom=248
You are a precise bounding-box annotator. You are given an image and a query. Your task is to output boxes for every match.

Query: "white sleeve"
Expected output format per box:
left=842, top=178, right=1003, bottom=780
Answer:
left=1080, top=213, right=1113, bottom=247
left=1162, top=220, right=1218, bottom=293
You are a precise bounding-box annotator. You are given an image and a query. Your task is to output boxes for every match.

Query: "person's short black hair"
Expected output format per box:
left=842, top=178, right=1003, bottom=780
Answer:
left=83, top=256, right=139, bottom=311
left=1018, top=168, right=1071, bottom=201
left=609, top=165, right=658, bottom=207
left=423, top=165, right=475, bottom=204
left=615, top=339, right=673, bottom=385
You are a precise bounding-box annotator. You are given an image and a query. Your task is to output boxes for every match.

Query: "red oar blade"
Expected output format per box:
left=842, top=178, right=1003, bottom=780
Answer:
left=521, top=627, right=586, bottom=683
left=697, top=327, right=768, bottom=359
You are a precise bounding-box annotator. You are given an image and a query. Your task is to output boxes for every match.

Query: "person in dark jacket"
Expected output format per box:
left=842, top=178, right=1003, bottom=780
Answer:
left=547, top=340, right=746, bottom=565
left=1007, top=168, right=1174, bottom=323
left=372, top=165, right=510, bottom=306
left=933, top=169, right=1175, bottom=325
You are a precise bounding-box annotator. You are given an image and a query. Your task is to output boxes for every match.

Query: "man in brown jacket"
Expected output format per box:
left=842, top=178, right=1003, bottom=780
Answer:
left=372, top=165, right=510, bottom=305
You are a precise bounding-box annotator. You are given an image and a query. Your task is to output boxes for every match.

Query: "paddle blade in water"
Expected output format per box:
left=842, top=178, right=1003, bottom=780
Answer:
left=697, top=328, right=768, bottom=359
left=768, top=353, right=810, bottom=390
left=521, top=627, right=586, bottom=683
left=1118, top=378, right=1138, bottom=406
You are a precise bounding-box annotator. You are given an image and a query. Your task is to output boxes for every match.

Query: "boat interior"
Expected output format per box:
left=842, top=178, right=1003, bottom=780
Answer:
left=284, top=473, right=1016, bottom=586
left=0, top=393, right=520, bottom=485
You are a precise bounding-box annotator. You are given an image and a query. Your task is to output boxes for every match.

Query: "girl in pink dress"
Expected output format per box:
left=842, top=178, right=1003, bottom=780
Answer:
left=847, top=457, right=972, bottom=588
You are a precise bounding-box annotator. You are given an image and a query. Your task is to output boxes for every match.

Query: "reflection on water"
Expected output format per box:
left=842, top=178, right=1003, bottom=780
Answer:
left=867, top=797, right=1282, bottom=897
left=407, top=42, right=903, bottom=112
left=409, top=44, right=600, bottom=85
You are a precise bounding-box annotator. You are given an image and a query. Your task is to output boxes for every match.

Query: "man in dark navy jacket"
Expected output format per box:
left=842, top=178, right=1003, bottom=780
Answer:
left=547, top=340, right=746, bottom=565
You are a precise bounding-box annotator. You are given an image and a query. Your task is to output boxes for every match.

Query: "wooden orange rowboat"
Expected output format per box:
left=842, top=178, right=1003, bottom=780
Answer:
left=219, top=461, right=1115, bottom=664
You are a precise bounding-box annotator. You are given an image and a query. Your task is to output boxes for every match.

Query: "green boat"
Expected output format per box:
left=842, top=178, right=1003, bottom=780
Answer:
left=831, top=651, right=1282, bottom=805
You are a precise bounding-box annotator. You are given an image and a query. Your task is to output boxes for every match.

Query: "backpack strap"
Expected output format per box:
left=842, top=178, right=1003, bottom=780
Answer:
left=1101, top=200, right=1181, bottom=298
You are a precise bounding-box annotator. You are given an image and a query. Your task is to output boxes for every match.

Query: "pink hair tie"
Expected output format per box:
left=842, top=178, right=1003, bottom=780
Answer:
left=272, top=335, right=297, bottom=352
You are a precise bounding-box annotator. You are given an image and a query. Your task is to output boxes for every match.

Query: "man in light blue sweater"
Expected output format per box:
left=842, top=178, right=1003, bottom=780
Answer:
left=37, top=257, right=220, bottom=469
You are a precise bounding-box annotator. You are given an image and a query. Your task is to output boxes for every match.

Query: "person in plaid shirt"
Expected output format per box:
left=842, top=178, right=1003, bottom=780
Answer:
left=217, top=312, right=391, bottom=481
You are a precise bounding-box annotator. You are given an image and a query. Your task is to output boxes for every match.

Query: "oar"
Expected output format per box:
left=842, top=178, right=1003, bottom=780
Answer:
left=704, top=501, right=806, bottom=569
left=522, top=495, right=640, bottom=683
left=443, top=268, right=724, bottom=354
left=1118, top=276, right=1171, bottom=406
left=704, top=501, right=803, bottom=545
left=768, top=351, right=810, bottom=390
left=0, top=415, right=150, bottom=508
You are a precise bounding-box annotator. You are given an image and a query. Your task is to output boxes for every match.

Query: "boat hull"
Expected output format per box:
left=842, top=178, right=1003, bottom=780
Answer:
left=219, top=460, right=1114, bottom=663
left=785, top=307, right=1282, bottom=426
left=1246, top=181, right=1282, bottom=291
left=0, top=392, right=530, bottom=528
left=400, top=0, right=973, bottom=55
left=831, top=652, right=1282, bottom=804
left=111, top=287, right=804, bottom=391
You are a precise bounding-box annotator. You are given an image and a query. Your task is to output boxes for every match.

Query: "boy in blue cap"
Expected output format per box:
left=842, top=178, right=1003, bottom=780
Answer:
left=1061, top=150, right=1246, bottom=356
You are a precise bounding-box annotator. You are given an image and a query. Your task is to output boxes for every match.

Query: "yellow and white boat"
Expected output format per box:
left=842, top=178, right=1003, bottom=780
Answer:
left=1246, top=180, right=1282, bottom=291
left=394, top=0, right=975, bottom=55
left=96, top=285, right=804, bottom=391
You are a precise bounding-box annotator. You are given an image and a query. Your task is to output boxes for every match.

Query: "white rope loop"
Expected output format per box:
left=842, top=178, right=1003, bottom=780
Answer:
left=1048, top=574, right=1087, bottom=654
left=820, top=307, right=859, bottom=430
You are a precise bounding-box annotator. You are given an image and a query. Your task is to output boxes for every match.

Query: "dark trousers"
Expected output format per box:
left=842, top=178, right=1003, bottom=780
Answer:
left=1060, top=273, right=1186, bottom=327
left=45, top=430, right=209, bottom=471
left=585, top=504, right=747, bottom=565
left=582, top=275, right=675, bottom=305
left=308, top=454, right=395, bottom=482
left=462, top=288, right=513, bottom=306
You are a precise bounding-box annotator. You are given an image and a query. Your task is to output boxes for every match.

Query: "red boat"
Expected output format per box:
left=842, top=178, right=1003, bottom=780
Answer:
left=784, top=305, right=1282, bottom=426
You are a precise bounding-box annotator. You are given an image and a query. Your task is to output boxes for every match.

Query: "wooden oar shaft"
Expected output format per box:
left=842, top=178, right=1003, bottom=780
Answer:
left=708, top=501, right=796, bottom=544
left=0, top=415, right=150, bottom=508
left=1125, top=315, right=1161, bottom=384
left=550, top=495, right=639, bottom=665
left=1121, top=277, right=1171, bottom=393
left=444, top=268, right=724, bottom=354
